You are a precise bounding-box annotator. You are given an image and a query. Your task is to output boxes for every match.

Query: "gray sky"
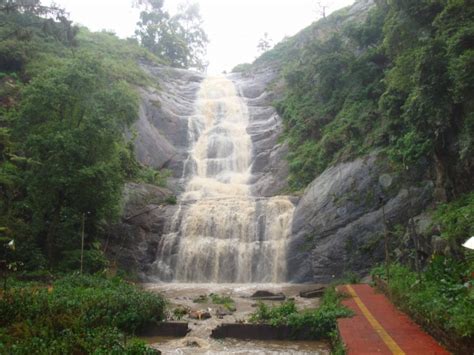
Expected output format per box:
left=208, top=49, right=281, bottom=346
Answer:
left=46, top=0, right=355, bottom=73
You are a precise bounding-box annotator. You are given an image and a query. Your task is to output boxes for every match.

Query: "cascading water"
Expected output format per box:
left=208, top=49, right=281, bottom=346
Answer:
left=152, top=76, right=294, bottom=283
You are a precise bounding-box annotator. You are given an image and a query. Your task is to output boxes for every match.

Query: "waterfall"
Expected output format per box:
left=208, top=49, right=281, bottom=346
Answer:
left=152, top=76, right=294, bottom=283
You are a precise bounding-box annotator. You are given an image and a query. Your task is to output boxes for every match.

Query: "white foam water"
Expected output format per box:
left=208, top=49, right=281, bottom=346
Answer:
left=152, top=76, right=294, bottom=283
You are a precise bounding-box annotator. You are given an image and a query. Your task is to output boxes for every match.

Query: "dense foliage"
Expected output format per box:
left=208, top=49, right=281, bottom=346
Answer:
left=434, top=191, right=474, bottom=245
left=249, top=287, right=352, bottom=340
left=0, top=274, right=165, bottom=353
left=0, top=1, right=171, bottom=272
left=372, top=258, right=474, bottom=339
left=268, top=0, right=473, bottom=191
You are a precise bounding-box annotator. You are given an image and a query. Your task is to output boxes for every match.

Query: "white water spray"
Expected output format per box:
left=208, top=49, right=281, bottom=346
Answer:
left=153, top=76, right=294, bottom=283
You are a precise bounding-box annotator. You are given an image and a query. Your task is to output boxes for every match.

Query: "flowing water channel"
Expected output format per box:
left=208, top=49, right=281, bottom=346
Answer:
left=152, top=76, right=295, bottom=283
left=144, top=283, right=331, bottom=354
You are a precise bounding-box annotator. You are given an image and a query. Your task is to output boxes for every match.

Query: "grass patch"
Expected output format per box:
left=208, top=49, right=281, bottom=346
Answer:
left=0, top=274, right=165, bottom=353
left=193, top=293, right=236, bottom=311
left=372, top=258, right=474, bottom=339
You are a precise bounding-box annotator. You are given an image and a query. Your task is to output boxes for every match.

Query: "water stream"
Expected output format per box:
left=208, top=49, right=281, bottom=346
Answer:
left=152, top=76, right=295, bottom=283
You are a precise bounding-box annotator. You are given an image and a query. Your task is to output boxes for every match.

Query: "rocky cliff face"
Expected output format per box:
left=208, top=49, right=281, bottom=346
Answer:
left=231, top=69, right=290, bottom=197
left=109, top=65, right=292, bottom=279
left=110, top=0, right=438, bottom=282
left=108, top=66, right=203, bottom=278
left=288, top=155, right=434, bottom=282
left=106, top=182, right=174, bottom=277
left=133, top=65, right=204, bottom=190
left=111, top=65, right=437, bottom=282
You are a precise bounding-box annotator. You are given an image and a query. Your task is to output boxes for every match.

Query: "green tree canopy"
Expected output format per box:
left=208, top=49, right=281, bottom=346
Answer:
left=135, top=0, right=208, bottom=70
left=14, top=54, right=138, bottom=263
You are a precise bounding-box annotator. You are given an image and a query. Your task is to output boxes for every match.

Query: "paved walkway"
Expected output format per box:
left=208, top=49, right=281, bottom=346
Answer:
left=337, top=284, right=449, bottom=355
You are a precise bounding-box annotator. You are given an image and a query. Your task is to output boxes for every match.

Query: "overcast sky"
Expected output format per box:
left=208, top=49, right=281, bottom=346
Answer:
left=45, top=0, right=355, bottom=73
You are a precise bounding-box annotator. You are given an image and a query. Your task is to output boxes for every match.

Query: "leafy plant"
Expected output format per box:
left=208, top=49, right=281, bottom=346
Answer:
left=0, top=274, right=165, bottom=353
left=434, top=191, right=474, bottom=244
left=193, top=293, right=236, bottom=311
left=372, top=260, right=474, bottom=338
left=249, top=288, right=352, bottom=339
left=137, top=167, right=171, bottom=187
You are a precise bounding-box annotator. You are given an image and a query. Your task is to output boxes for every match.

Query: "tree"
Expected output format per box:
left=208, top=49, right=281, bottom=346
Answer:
left=135, top=0, right=208, bottom=70
left=257, top=32, right=273, bottom=53
left=14, top=54, right=138, bottom=264
left=175, top=1, right=208, bottom=70
left=0, top=0, right=78, bottom=46
left=316, top=1, right=329, bottom=19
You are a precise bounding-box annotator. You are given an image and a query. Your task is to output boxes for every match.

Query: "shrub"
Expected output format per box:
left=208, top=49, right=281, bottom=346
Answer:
left=0, top=274, right=165, bottom=352
left=372, top=260, right=474, bottom=338
left=249, top=287, right=352, bottom=339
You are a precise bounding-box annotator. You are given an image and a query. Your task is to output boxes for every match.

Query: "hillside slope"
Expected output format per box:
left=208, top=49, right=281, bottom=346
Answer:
left=233, top=0, right=473, bottom=281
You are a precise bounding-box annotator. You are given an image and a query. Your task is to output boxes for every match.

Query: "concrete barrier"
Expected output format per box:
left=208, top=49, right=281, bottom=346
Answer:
left=139, top=322, right=190, bottom=337
left=211, top=323, right=312, bottom=340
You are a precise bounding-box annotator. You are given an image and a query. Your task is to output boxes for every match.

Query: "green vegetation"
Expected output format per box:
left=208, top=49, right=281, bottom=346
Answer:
left=370, top=192, right=474, bottom=342
left=0, top=274, right=165, bottom=353
left=434, top=191, right=474, bottom=245
left=0, top=4, right=194, bottom=350
left=0, top=0, right=197, bottom=273
left=372, top=258, right=474, bottom=339
left=135, top=0, right=208, bottom=70
left=193, top=293, right=236, bottom=311
left=231, top=63, right=252, bottom=74
left=209, top=293, right=236, bottom=311
left=136, top=167, right=172, bottom=187
left=256, top=0, right=473, bottom=191
left=249, top=287, right=352, bottom=339
left=76, top=28, right=162, bottom=87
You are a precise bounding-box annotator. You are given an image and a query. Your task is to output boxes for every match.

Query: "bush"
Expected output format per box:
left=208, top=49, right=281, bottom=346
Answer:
left=0, top=274, right=165, bottom=352
left=192, top=293, right=236, bottom=311
left=137, top=167, right=171, bottom=187
left=249, top=287, right=352, bottom=339
left=434, top=191, right=474, bottom=245
left=372, top=260, right=474, bottom=338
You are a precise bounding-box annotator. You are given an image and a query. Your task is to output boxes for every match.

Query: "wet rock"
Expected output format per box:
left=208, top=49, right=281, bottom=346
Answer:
left=185, top=340, right=200, bottom=348
left=231, top=68, right=290, bottom=197
left=250, top=290, right=286, bottom=301
left=188, top=310, right=212, bottom=320
left=105, top=183, right=174, bottom=279
left=299, top=286, right=326, bottom=298
left=193, top=295, right=208, bottom=303
left=288, top=154, right=434, bottom=283
left=133, top=65, right=204, bottom=174
left=215, top=306, right=233, bottom=319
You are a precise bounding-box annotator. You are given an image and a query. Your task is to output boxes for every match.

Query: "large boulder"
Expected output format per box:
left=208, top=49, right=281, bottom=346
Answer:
left=287, top=154, right=434, bottom=282
left=106, top=183, right=176, bottom=279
